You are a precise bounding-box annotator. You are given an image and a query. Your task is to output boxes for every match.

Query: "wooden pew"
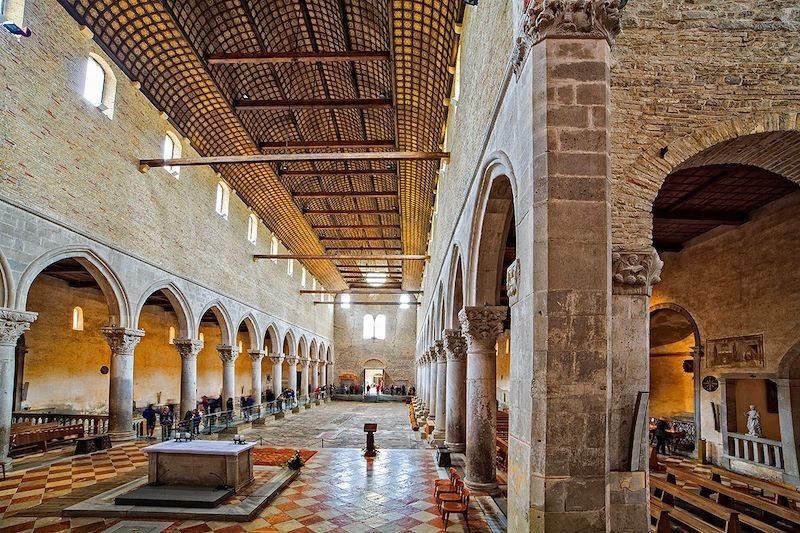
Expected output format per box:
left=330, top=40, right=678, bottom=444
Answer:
left=667, top=466, right=800, bottom=531
left=496, top=410, right=509, bottom=439
left=651, top=476, right=743, bottom=532
left=496, top=436, right=508, bottom=472
left=10, top=424, right=85, bottom=452
left=708, top=465, right=800, bottom=509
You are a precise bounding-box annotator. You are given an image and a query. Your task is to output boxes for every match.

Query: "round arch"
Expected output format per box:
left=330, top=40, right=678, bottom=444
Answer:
left=264, top=323, right=280, bottom=354
left=196, top=300, right=233, bottom=345
left=297, top=335, right=308, bottom=359
left=282, top=329, right=297, bottom=356
left=16, top=247, right=130, bottom=326
left=316, top=342, right=325, bottom=362
left=779, top=341, right=800, bottom=379
left=133, top=281, right=193, bottom=337
left=235, top=313, right=262, bottom=351
left=308, top=338, right=317, bottom=361
left=326, top=345, right=332, bottom=363
left=649, top=302, right=702, bottom=349
left=446, top=245, right=466, bottom=330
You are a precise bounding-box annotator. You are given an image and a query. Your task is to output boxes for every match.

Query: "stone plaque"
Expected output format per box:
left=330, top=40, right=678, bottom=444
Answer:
left=706, top=334, right=764, bottom=368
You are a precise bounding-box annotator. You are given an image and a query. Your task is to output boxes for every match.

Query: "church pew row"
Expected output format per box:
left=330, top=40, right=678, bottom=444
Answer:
left=666, top=466, right=800, bottom=531
left=651, top=476, right=744, bottom=533
left=708, top=465, right=800, bottom=510
left=10, top=423, right=85, bottom=452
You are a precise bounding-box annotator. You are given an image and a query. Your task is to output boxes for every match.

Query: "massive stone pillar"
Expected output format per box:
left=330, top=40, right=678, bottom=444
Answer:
left=460, top=306, right=507, bottom=495
left=419, top=354, right=429, bottom=415
left=608, top=249, right=663, bottom=532
left=102, top=326, right=145, bottom=440
left=270, top=353, right=284, bottom=395
left=300, top=356, right=310, bottom=401
left=0, top=309, right=37, bottom=466
left=507, top=2, right=621, bottom=528
left=174, top=338, right=203, bottom=417
left=286, top=355, right=299, bottom=394
left=443, top=329, right=467, bottom=452
left=427, top=346, right=438, bottom=424
left=218, top=345, right=239, bottom=409
left=431, top=339, right=448, bottom=444
left=249, top=350, right=265, bottom=407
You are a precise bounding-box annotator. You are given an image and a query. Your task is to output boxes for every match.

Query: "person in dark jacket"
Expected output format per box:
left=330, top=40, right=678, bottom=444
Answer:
left=655, top=419, right=670, bottom=455
left=159, top=406, right=174, bottom=440
left=142, top=404, right=156, bottom=439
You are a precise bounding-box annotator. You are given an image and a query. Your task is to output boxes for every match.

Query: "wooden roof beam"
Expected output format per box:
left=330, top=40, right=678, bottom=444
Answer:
left=139, top=152, right=448, bottom=171
left=312, top=224, right=400, bottom=229
left=261, top=140, right=395, bottom=150
left=301, top=289, right=421, bottom=294
left=207, top=50, right=391, bottom=65
left=326, top=247, right=402, bottom=252
left=314, top=301, right=420, bottom=306
left=652, top=210, right=748, bottom=225
left=320, top=236, right=400, bottom=241
left=294, top=191, right=398, bottom=199
left=304, top=209, right=398, bottom=215
left=254, top=254, right=427, bottom=261
left=235, top=98, right=392, bottom=111
left=281, top=169, right=396, bottom=177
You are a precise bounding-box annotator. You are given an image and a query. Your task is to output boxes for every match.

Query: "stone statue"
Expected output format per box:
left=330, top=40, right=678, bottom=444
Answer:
left=745, top=405, right=762, bottom=438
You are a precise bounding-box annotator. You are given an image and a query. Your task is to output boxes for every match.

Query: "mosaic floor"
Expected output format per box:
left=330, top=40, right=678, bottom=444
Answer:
left=1, top=430, right=502, bottom=532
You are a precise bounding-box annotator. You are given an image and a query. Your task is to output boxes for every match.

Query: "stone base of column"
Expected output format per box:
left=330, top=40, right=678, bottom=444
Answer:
left=274, top=412, right=285, bottom=420
left=304, top=403, right=312, bottom=410
left=252, top=417, right=267, bottom=426
left=430, top=429, right=446, bottom=445
left=108, top=431, right=135, bottom=443
left=607, top=471, right=648, bottom=532
left=464, top=478, right=499, bottom=496
left=1, top=456, right=13, bottom=469
left=444, top=440, right=465, bottom=453
left=315, top=400, right=321, bottom=406
left=292, top=406, right=301, bottom=414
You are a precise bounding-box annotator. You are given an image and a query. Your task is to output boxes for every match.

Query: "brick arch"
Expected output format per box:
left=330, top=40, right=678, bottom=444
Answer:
left=614, top=112, right=800, bottom=248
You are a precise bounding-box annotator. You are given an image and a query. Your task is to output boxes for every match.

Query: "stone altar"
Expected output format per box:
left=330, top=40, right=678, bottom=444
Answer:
left=143, top=440, right=257, bottom=491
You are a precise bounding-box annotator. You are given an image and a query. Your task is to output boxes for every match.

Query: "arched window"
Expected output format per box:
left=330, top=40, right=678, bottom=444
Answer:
left=168, top=326, right=175, bottom=344
left=312, top=278, right=317, bottom=291
left=238, top=340, right=243, bottom=353
left=363, top=314, right=375, bottom=339
left=301, top=267, right=307, bottom=287
left=199, top=332, right=205, bottom=343
left=82, top=54, right=116, bottom=119
left=215, top=181, right=230, bottom=218
left=340, top=293, right=351, bottom=309
left=287, top=259, right=294, bottom=277
left=399, top=293, right=410, bottom=309
left=374, top=314, right=386, bottom=340
left=247, top=213, right=258, bottom=244
left=270, top=235, right=279, bottom=263
left=71, top=306, right=84, bottom=331
left=163, top=132, right=181, bottom=177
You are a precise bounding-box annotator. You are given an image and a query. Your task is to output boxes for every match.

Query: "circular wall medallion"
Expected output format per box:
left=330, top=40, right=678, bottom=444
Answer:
left=702, top=375, right=719, bottom=392
left=100, top=365, right=109, bottom=375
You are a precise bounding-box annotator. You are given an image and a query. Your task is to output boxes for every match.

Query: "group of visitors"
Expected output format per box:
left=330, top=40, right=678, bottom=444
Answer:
left=339, top=383, right=408, bottom=396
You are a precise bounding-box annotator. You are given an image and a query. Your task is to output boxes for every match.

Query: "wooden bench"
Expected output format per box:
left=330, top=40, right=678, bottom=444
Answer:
left=708, top=465, right=800, bottom=509
left=652, top=476, right=743, bottom=532
left=667, top=466, right=800, bottom=531
left=10, top=424, right=85, bottom=452
left=496, top=436, right=508, bottom=472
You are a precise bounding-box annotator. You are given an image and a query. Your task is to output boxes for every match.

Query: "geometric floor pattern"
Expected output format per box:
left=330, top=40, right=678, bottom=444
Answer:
left=0, top=446, right=496, bottom=532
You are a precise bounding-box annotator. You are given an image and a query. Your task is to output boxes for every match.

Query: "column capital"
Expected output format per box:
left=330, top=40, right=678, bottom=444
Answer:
left=174, top=338, right=203, bottom=359
left=612, top=247, right=663, bottom=296
left=101, top=327, right=145, bottom=356
left=285, top=354, right=299, bottom=366
left=434, top=339, right=447, bottom=363
left=269, top=353, right=285, bottom=365
left=0, top=308, right=37, bottom=347
left=217, top=344, right=239, bottom=365
left=459, top=306, right=507, bottom=352
left=248, top=349, right=265, bottom=362
left=512, top=0, right=625, bottom=75
left=443, top=329, right=468, bottom=362
left=299, top=355, right=310, bottom=365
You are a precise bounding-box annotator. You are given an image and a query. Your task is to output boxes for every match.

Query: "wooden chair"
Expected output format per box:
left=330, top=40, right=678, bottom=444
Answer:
left=435, top=474, right=462, bottom=498
left=442, top=488, right=471, bottom=531
left=437, top=479, right=464, bottom=511
left=435, top=468, right=458, bottom=487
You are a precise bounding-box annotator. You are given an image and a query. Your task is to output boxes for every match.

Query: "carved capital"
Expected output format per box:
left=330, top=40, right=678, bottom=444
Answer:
left=269, top=353, right=285, bottom=366
left=0, top=309, right=37, bottom=347
left=512, top=0, right=625, bottom=76
left=612, top=247, right=663, bottom=295
left=459, top=306, right=508, bottom=352
left=101, top=327, right=144, bottom=356
left=428, top=346, right=437, bottom=364
left=174, top=338, right=203, bottom=360
left=248, top=349, right=265, bottom=363
left=434, top=339, right=447, bottom=363
left=299, top=355, right=310, bottom=366
left=443, top=329, right=468, bottom=362
left=285, top=355, right=299, bottom=366
left=217, top=345, right=239, bottom=365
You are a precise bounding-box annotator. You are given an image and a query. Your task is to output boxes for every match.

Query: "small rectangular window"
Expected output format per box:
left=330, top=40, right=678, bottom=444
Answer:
left=287, top=259, right=294, bottom=277
left=83, top=57, right=106, bottom=108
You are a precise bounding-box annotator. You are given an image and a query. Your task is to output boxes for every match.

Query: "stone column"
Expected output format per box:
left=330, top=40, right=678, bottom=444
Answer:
left=300, top=356, right=310, bottom=402
left=431, top=339, right=448, bottom=444
left=777, top=379, right=800, bottom=486
left=286, top=355, right=299, bottom=393
left=608, top=249, right=663, bottom=531
left=311, top=358, right=319, bottom=392
left=460, top=306, right=507, bottom=494
left=0, top=309, right=37, bottom=466
left=249, top=350, right=265, bottom=407
left=101, top=326, right=145, bottom=440
left=427, top=346, right=438, bottom=424
left=269, top=353, right=284, bottom=395
left=218, top=345, right=239, bottom=408
left=443, top=329, right=467, bottom=452
left=174, top=338, right=203, bottom=417
left=512, top=2, right=621, bottom=527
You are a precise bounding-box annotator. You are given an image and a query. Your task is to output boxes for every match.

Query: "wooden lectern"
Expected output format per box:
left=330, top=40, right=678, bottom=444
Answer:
left=364, top=423, right=378, bottom=457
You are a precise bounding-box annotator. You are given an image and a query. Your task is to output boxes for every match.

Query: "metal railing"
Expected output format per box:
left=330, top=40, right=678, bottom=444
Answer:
left=727, top=432, right=784, bottom=470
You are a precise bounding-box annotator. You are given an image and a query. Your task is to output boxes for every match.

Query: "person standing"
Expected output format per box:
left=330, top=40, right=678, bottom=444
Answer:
left=159, top=406, right=174, bottom=440
left=655, top=419, right=670, bottom=455
left=143, top=404, right=157, bottom=439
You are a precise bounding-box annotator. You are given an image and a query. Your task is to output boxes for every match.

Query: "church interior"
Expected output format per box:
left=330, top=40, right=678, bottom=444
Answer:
left=1, top=0, right=799, bottom=531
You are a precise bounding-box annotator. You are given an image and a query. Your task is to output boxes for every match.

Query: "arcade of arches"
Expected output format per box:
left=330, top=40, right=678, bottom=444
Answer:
left=1, top=0, right=799, bottom=532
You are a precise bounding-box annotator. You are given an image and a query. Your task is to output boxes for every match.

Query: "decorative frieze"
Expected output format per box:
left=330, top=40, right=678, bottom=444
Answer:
left=512, top=0, right=626, bottom=76
left=459, top=306, right=508, bottom=352
left=101, top=327, right=145, bottom=356
left=173, top=338, right=203, bottom=360
left=0, top=309, right=37, bottom=347
left=612, top=248, right=663, bottom=295
left=443, top=329, right=468, bottom=362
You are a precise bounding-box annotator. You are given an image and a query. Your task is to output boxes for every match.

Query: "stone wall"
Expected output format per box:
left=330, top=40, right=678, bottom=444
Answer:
left=333, top=297, right=417, bottom=388
left=651, top=191, right=800, bottom=460
left=0, top=0, right=333, bottom=341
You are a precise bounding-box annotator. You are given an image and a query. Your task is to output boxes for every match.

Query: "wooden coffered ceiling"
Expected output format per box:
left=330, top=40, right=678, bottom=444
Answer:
left=59, top=0, right=464, bottom=291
